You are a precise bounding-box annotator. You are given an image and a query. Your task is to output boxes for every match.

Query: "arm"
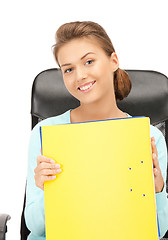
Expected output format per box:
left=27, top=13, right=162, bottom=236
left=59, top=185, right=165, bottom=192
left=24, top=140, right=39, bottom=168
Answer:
left=24, top=124, right=46, bottom=237
left=24, top=113, right=67, bottom=237
left=151, top=130, right=168, bottom=239
left=24, top=123, right=62, bottom=237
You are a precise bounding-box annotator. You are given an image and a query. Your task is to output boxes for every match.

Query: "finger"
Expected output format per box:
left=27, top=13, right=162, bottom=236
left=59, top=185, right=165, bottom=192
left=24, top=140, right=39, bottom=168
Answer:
left=37, top=155, right=55, bottom=165
left=42, top=175, right=56, bottom=182
left=38, top=162, right=61, bottom=171
left=37, top=175, right=57, bottom=190
left=152, top=152, right=160, bottom=169
left=151, top=137, right=158, bottom=158
left=40, top=168, right=62, bottom=176
left=153, top=167, right=158, bottom=177
left=151, top=140, right=159, bottom=168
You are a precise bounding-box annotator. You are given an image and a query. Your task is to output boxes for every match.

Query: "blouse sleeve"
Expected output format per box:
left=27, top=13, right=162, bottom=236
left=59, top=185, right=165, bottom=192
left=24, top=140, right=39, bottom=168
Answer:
left=153, top=128, right=168, bottom=239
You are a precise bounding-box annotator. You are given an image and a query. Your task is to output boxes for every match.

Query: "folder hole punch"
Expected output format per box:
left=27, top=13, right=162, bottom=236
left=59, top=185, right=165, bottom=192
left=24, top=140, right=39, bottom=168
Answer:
left=142, top=194, right=146, bottom=197
left=141, top=161, right=144, bottom=163
left=130, top=188, right=133, bottom=192
left=129, top=167, right=132, bottom=170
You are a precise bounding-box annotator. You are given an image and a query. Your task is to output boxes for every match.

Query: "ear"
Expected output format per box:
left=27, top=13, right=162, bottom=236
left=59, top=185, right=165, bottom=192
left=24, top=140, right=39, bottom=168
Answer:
left=110, top=52, right=119, bottom=72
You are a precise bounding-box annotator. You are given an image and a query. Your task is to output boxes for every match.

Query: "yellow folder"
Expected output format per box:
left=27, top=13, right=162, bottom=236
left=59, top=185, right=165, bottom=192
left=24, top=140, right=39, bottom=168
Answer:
left=40, top=116, right=159, bottom=240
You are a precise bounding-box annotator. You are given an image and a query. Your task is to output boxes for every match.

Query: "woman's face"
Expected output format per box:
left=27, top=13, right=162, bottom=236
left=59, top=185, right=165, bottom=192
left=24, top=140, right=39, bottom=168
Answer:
left=57, top=37, right=119, bottom=105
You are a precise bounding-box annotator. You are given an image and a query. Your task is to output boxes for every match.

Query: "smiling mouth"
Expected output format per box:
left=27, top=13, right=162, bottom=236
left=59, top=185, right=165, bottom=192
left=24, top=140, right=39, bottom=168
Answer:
left=78, top=81, right=96, bottom=92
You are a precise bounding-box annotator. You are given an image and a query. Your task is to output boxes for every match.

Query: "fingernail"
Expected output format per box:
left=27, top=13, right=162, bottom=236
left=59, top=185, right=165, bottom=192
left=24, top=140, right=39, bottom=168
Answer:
left=57, top=169, right=62, bottom=173
left=55, top=164, right=60, bottom=168
left=51, top=175, right=56, bottom=180
left=50, top=159, right=55, bottom=163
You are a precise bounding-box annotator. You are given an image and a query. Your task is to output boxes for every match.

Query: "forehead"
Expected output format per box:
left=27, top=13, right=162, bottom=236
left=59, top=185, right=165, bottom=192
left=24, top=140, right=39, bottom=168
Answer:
left=57, top=37, right=105, bottom=65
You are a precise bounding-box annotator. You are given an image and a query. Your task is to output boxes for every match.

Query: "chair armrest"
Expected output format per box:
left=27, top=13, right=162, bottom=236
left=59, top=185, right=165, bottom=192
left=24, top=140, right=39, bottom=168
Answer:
left=0, top=214, right=11, bottom=240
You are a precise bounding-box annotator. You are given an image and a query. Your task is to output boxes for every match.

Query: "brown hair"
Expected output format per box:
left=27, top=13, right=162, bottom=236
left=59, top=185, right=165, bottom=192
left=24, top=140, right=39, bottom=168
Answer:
left=53, top=21, right=131, bottom=101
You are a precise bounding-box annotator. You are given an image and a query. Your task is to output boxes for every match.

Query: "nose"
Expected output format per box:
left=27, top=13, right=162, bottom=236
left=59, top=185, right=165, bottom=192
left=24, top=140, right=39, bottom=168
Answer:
left=76, top=66, right=88, bottom=82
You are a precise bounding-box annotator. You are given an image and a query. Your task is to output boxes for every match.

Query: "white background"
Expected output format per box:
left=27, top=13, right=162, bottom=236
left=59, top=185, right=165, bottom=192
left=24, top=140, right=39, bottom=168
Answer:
left=0, top=0, right=168, bottom=239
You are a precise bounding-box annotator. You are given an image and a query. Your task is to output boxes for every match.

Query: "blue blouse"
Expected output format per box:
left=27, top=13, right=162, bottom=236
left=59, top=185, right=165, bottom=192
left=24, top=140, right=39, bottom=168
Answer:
left=25, top=109, right=168, bottom=239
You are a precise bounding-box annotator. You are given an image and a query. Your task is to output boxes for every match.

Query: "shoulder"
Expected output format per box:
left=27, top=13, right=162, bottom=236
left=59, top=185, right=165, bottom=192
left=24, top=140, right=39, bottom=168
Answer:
left=149, top=124, right=164, bottom=140
left=126, top=112, right=167, bottom=152
left=30, top=109, right=71, bottom=140
left=34, top=109, right=70, bottom=128
left=126, top=112, right=165, bottom=142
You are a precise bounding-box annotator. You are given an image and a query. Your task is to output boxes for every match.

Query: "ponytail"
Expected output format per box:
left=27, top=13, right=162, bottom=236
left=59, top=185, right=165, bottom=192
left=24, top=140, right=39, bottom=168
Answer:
left=114, top=68, right=132, bottom=101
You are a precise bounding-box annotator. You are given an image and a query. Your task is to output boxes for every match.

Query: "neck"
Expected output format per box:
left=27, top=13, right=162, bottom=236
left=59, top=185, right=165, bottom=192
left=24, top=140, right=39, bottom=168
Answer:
left=74, top=94, right=125, bottom=122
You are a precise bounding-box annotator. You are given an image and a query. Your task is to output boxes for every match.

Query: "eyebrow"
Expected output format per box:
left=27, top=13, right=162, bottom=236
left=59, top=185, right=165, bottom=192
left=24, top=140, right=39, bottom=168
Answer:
left=60, top=52, right=95, bottom=68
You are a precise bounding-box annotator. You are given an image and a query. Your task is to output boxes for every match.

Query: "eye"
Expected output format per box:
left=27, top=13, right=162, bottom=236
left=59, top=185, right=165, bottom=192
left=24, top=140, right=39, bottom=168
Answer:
left=64, top=68, right=73, bottom=74
left=86, top=60, right=94, bottom=65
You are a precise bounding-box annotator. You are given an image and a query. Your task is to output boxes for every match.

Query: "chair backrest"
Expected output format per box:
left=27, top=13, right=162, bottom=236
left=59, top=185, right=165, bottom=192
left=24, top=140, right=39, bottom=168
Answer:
left=21, top=68, right=168, bottom=239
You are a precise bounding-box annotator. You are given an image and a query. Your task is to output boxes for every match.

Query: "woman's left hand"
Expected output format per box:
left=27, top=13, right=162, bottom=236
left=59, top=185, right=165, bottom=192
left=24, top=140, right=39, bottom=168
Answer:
left=151, top=136, right=164, bottom=193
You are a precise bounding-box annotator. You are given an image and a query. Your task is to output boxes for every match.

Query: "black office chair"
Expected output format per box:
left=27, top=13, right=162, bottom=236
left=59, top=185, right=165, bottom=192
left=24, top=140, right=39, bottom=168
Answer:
left=1, top=68, right=168, bottom=240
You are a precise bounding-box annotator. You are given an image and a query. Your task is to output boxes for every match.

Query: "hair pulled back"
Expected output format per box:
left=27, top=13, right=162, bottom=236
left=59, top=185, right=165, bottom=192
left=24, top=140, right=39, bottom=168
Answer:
left=53, top=21, right=131, bottom=100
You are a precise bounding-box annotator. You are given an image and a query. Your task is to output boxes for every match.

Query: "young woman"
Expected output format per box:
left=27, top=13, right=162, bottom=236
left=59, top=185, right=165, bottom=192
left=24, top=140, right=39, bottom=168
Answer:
left=25, top=21, right=168, bottom=240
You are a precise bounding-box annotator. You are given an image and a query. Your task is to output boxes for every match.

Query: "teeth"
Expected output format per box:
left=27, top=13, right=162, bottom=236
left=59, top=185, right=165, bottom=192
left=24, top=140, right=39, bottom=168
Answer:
left=80, top=83, right=92, bottom=90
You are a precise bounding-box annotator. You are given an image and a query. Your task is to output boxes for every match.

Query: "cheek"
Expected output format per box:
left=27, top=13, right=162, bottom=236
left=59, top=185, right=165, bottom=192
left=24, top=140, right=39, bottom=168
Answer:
left=63, top=77, right=76, bottom=94
left=93, top=62, right=109, bottom=78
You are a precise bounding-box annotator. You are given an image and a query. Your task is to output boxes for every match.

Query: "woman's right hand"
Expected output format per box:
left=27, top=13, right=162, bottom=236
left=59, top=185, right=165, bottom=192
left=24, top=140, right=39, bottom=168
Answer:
left=34, top=155, right=62, bottom=190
